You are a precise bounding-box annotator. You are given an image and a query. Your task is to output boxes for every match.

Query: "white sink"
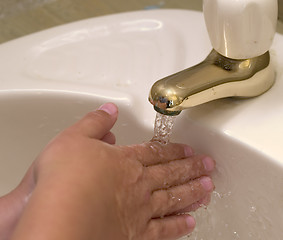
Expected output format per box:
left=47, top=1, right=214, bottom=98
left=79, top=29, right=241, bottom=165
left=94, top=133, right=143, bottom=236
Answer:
left=0, top=9, right=282, bottom=239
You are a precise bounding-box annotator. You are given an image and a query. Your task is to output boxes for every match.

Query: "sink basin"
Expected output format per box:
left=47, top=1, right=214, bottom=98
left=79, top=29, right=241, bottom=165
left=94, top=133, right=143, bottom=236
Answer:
left=0, top=9, right=282, bottom=239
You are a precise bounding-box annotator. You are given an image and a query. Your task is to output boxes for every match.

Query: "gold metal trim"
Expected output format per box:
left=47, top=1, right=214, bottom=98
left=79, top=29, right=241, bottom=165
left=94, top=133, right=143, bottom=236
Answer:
left=149, top=50, right=275, bottom=115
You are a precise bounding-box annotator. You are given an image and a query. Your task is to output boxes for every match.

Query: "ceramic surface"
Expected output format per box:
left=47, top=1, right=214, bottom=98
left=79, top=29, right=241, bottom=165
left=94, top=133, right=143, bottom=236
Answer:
left=0, top=10, right=282, bottom=239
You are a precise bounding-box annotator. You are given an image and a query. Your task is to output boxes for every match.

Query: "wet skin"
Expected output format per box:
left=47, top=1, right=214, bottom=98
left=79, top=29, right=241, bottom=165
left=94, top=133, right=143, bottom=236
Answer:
left=0, top=103, right=215, bottom=240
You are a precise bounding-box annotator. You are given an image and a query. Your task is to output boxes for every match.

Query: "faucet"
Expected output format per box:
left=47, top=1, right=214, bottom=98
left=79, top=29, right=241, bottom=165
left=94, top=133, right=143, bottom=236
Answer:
left=149, top=0, right=278, bottom=116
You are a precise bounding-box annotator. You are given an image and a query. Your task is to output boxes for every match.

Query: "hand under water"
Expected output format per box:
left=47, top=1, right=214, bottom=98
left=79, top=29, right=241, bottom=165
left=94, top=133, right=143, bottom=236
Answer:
left=1, top=103, right=215, bottom=240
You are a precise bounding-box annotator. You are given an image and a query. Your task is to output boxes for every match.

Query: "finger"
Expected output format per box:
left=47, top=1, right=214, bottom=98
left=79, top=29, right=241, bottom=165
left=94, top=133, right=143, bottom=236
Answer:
left=145, top=155, right=215, bottom=190
left=73, top=103, right=118, bottom=139
left=174, top=194, right=212, bottom=214
left=101, top=132, right=116, bottom=145
left=125, top=141, right=194, bottom=167
left=145, top=214, right=195, bottom=240
left=151, top=176, right=214, bottom=218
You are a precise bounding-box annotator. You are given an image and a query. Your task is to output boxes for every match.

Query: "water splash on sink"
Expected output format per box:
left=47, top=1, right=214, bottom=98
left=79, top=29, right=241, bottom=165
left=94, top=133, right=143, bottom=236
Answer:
left=179, top=190, right=235, bottom=240
left=151, top=112, right=177, bottom=144
left=150, top=112, right=272, bottom=240
left=178, top=163, right=235, bottom=240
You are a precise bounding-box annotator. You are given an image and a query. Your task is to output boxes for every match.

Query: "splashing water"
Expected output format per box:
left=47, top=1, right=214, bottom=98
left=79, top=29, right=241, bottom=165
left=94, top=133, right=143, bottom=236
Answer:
left=151, top=112, right=177, bottom=144
left=150, top=111, right=271, bottom=240
left=150, top=112, right=249, bottom=240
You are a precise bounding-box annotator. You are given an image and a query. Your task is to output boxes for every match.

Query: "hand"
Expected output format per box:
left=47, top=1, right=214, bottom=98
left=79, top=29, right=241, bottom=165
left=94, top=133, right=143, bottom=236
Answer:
left=6, top=103, right=215, bottom=240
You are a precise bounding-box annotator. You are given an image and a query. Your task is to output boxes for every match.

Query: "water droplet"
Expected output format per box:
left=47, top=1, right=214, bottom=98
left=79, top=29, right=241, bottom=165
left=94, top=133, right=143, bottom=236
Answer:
left=213, top=190, right=231, bottom=199
left=250, top=206, right=257, bottom=212
left=233, top=231, right=240, bottom=239
left=168, top=193, right=182, bottom=203
left=199, top=204, right=208, bottom=210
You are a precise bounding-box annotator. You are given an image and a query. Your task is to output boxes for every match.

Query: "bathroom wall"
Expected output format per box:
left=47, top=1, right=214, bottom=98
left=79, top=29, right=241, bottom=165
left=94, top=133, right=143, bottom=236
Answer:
left=280, top=0, right=283, bottom=20
left=0, top=0, right=282, bottom=44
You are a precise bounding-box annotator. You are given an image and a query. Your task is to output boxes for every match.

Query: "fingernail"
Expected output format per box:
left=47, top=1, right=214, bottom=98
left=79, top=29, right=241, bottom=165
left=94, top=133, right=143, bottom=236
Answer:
left=98, top=103, right=118, bottom=116
left=186, top=216, right=196, bottom=230
left=184, top=145, right=194, bottom=157
left=202, top=157, right=215, bottom=172
left=200, top=176, right=214, bottom=192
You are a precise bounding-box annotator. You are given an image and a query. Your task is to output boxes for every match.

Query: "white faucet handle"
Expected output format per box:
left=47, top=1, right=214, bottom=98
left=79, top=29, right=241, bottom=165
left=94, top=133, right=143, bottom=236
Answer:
left=203, top=0, right=278, bottom=59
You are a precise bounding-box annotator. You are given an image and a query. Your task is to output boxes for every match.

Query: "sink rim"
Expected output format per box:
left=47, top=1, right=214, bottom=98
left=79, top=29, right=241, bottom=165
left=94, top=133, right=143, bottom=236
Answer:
left=0, top=9, right=282, bottom=170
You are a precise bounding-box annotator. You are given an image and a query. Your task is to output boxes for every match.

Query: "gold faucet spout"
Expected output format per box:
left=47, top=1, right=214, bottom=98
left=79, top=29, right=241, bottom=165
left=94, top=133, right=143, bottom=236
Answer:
left=149, top=50, right=275, bottom=115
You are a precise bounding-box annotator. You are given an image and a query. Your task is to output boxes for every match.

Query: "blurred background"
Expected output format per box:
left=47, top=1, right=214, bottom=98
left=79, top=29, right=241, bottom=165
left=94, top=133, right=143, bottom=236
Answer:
left=0, top=0, right=282, bottom=44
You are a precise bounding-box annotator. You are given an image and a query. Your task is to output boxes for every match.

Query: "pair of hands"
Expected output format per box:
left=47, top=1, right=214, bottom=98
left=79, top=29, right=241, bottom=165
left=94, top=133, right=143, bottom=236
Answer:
left=1, top=103, right=215, bottom=240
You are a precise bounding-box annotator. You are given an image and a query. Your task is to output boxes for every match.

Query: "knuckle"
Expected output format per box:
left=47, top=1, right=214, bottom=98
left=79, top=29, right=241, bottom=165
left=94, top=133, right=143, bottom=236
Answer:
left=85, top=111, right=107, bottom=123
left=152, top=190, right=176, bottom=215
left=81, top=111, right=110, bottom=130
left=145, top=141, right=167, bottom=160
left=120, top=145, right=139, bottom=161
left=165, top=190, right=179, bottom=208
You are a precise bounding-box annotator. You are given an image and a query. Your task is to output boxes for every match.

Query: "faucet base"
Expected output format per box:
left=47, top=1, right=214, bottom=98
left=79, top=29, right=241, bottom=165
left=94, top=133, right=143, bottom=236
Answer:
left=182, top=60, right=275, bottom=107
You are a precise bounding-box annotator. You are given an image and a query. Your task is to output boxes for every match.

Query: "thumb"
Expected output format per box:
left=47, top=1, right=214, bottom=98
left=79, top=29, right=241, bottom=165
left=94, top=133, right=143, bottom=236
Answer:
left=76, top=102, right=118, bottom=140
